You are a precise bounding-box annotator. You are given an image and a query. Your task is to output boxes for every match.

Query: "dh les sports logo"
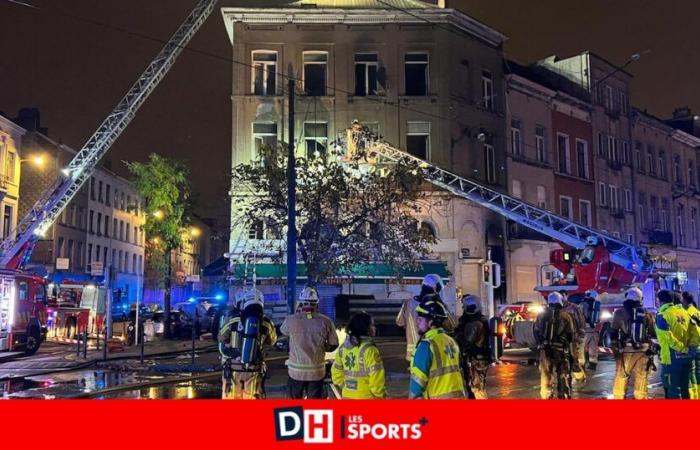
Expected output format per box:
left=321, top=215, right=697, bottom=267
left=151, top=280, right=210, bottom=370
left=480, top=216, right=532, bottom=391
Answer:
left=273, top=407, right=426, bottom=444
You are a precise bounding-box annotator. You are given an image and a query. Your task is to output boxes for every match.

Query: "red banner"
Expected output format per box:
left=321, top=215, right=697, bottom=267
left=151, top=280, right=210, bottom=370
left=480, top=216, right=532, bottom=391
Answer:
left=0, top=400, right=693, bottom=448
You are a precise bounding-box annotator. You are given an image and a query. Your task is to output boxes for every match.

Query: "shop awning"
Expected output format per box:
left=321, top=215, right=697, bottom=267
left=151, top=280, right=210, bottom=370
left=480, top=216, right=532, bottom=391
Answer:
left=230, top=261, right=450, bottom=282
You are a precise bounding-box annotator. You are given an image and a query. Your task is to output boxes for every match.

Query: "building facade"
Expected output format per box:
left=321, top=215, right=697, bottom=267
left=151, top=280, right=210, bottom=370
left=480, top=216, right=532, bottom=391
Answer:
left=222, top=0, right=508, bottom=314
left=0, top=115, right=24, bottom=241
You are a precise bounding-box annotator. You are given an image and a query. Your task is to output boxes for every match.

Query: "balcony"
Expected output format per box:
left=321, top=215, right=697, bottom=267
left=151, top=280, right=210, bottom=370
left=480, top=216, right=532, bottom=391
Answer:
left=648, top=229, right=674, bottom=246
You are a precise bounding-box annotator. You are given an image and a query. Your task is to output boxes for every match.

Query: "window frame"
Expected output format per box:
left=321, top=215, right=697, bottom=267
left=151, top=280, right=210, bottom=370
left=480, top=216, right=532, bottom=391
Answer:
left=556, top=132, right=571, bottom=175
left=404, top=52, right=429, bottom=96
left=579, top=199, right=592, bottom=226
left=354, top=52, right=379, bottom=96
left=559, top=195, right=573, bottom=220
left=302, top=51, right=329, bottom=96
left=481, top=69, right=494, bottom=111
left=251, top=50, right=278, bottom=96
left=303, top=121, right=329, bottom=158
left=576, top=138, right=589, bottom=179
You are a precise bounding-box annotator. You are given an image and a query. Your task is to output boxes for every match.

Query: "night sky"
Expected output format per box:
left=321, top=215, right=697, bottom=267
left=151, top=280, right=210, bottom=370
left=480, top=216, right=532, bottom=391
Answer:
left=1, top=0, right=698, bottom=226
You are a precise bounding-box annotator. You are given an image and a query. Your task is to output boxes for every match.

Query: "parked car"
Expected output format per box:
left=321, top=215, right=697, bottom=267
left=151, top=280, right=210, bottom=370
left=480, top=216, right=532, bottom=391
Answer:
left=174, top=302, right=216, bottom=335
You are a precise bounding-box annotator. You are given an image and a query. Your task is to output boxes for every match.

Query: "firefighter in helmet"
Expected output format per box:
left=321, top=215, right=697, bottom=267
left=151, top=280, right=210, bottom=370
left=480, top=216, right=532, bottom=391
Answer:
left=561, top=291, right=587, bottom=384
left=409, top=299, right=465, bottom=399
left=281, top=286, right=339, bottom=399
left=610, top=287, right=656, bottom=399
left=534, top=292, right=576, bottom=399
left=454, top=294, right=490, bottom=399
left=331, top=311, right=387, bottom=399
left=580, top=289, right=602, bottom=371
left=396, top=274, right=456, bottom=362
left=218, top=288, right=277, bottom=399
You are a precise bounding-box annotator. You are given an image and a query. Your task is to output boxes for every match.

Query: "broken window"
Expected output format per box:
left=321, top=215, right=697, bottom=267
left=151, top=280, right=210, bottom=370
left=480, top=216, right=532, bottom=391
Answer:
left=355, top=53, right=378, bottom=96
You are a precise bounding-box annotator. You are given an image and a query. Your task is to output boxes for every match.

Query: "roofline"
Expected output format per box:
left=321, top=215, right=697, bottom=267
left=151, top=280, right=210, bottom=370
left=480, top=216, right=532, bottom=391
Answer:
left=585, top=51, right=634, bottom=79
left=633, top=107, right=675, bottom=134
left=506, top=73, right=556, bottom=100
left=220, top=7, right=507, bottom=48
left=0, top=116, right=27, bottom=136
left=672, top=129, right=700, bottom=148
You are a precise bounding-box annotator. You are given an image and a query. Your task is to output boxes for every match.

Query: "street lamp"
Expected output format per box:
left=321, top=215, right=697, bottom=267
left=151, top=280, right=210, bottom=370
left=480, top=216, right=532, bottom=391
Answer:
left=189, top=226, right=201, bottom=237
left=20, top=154, right=45, bottom=167
left=152, top=210, right=165, bottom=220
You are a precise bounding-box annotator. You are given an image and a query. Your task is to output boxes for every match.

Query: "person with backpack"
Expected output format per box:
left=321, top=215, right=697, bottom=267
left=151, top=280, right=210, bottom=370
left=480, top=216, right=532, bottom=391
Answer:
left=681, top=291, right=700, bottom=399
left=331, top=312, right=386, bottom=399
left=396, top=274, right=456, bottom=362
left=454, top=294, right=490, bottom=399
left=655, top=289, right=698, bottom=399
left=534, top=292, right=576, bottom=399
left=610, top=287, right=656, bottom=399
left=561, top=291, right=587, bottom=384
left=217, top=289, right=277, bottom=399
left=580, top=289, right=602, bottom=371
left=281, top=286, right=339, bottom=399
left=409, top=299, right=465, bottom=399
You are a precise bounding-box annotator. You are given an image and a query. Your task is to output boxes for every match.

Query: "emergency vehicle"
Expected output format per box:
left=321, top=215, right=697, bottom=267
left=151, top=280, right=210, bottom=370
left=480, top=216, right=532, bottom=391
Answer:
left=0, top=269, right=48, bottom=354
left=46, top=283, right=107, bottom=342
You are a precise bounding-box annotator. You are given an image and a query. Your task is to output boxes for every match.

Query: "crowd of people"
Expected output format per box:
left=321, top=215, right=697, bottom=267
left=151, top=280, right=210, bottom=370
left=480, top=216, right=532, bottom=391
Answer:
left=216, top=275, right=700, bottom=400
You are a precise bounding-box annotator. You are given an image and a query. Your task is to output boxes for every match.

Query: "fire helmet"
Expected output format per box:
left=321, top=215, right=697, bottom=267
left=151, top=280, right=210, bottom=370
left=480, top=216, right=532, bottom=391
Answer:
left=461, top=294, right=481, bottom=314
left=421, top=274, right=444, bottom=294
left=586, top=236, right=599, bottom=246
left=415, top=299, right=448, bottom=322
left=297, top=286, right=320, bottom=310
left=625, top=287, right=643, bottom=302
left=240, top=288, right=264, bottom=310
left=547, top=292, right=564, bottom=306
left=585, top=289, right=599, bottom=300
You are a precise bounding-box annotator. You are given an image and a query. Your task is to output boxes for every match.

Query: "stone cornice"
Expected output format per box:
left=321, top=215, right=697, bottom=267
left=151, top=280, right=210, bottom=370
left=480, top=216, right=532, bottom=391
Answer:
left=221, top=7, right=507, bottom=48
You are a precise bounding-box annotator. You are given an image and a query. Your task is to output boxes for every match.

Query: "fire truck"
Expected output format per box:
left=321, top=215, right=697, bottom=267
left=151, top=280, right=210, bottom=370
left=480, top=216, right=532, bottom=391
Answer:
left=0, top=269, right=48, bottom=354
left=343, top=125, right=659, bottom=349
left=0, top=0, right=218, bottom=353
left=46, top=283, right=107, bottom=342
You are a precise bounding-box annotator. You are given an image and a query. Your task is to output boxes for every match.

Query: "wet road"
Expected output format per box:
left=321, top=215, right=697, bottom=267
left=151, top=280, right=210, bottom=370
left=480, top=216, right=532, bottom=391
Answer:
left=2, top=340, right=665, bottom=399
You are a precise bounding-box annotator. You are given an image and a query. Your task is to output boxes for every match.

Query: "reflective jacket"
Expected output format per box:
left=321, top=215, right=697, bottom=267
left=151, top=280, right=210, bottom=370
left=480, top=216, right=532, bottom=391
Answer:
left=281, top=311, right=338, bottom=381
left=686, top=304, right=700, bottom=332
left=655, top=303, right=699, bottom=365
left=396, top=295, right=457, bottom=361
left=331, top=337, right=386, bottom=399
left=409, top=328, right=465, bottom=399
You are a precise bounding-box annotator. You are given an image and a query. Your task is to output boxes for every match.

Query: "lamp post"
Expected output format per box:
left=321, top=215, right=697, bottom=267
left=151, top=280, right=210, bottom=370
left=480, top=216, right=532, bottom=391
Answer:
left=19, top=155, right=46, bottom=167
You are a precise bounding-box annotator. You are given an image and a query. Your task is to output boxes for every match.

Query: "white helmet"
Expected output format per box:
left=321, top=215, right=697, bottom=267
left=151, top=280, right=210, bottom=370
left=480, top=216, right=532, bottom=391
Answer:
left=586, top=236, right=599, bottom=246
left=585, top=289, right=599, bottom=300
left=461, top=294, right=481, bottom=314
left=422, top=274, right=444, bottom=293
left=547, top=292, right=564, bottom=305
left=241, top=288, right=264, bottom=310
left=625, top=287, right=643, bottom=302
left=297, top=286, right=320, bottom=310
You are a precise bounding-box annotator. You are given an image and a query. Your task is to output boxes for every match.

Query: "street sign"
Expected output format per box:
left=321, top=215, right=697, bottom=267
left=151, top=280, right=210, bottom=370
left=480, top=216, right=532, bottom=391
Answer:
left=90, top=261, right=104, bottom=276
left=56, top=258, right=70, bottom=270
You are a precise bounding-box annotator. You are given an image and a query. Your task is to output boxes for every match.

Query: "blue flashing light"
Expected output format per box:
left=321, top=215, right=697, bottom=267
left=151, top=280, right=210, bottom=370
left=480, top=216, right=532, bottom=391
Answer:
left=215, top=294, right=224, bottom=301
left=188, top=297, right=196, bottom=303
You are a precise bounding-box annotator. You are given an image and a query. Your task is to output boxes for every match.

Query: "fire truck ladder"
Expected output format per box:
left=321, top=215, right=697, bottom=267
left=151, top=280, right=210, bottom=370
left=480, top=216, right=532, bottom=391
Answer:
left=0, top=0, right=218, bottom=268
left=357, top=134, right=651, bottom=273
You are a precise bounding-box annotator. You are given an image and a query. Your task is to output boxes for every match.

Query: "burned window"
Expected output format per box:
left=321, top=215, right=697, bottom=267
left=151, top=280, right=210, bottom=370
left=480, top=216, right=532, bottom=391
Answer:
left=252, top=51, right=277, bottom=96
left=355, top=53, right=378, bottom=96
left=303, top=52, right=328, bottom=96
left=404, top=53, right=428, bottom=96
left=406, top=122, right=430, bottom=159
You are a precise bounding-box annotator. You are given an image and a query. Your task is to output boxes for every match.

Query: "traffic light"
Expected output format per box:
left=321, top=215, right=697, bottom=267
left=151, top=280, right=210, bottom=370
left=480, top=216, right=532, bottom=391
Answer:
left=483, top=264, right=491, bottom=283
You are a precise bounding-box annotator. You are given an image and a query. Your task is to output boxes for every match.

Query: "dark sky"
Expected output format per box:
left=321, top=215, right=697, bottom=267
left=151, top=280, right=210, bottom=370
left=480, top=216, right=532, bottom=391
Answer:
left=1, top=0, right=698, bottom=225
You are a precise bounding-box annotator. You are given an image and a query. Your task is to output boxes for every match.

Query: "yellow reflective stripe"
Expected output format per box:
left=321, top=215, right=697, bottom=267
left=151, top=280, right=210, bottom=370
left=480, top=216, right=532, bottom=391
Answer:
left=411, top=374, right=427, bottom=388
left=287, top=362, right=325, bottom=370
left=430, top=390, right=465, bottom=399
left=365, top=363, right=383, bottom=373
left=429, top=365, right=462, bottom=377
left=429, top=339, right=443, bottom=369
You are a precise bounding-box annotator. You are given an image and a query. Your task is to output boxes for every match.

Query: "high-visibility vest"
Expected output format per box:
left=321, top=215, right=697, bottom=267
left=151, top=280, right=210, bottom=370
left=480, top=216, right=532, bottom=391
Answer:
left=411, top=328, right=465, bottom=399
left=331, top=339, right=386, bottom=399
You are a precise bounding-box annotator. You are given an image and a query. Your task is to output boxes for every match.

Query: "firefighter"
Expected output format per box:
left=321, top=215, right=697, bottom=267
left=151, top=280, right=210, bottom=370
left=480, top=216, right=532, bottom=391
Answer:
left=331, top=312, right=387, bottom=399
left=396, top=274, right=456, bottom=362
left=217, top=289, right=277, bottom=399
left=655, top=289, right=698, bottom=399
left=534, top=292, right=576, bottom=399
left=580, top=289, right=601, bottom=371
left=454, top=294, right=490, bottom=399
left=610, top=287, right=656, bottom=399
left=561, top=291, right=587, bottom=383
left=281, top=286, right=339, bottom=399
left=681, top=291, right=700, bottom=399
left=409, top=299, right=465, bottom=399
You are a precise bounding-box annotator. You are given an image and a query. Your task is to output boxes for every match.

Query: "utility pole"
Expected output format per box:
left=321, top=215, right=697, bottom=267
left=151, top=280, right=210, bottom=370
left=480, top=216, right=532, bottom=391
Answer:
left=287, top=79, right=297, bottom=314
left=164, top=248, right=173, bottom=339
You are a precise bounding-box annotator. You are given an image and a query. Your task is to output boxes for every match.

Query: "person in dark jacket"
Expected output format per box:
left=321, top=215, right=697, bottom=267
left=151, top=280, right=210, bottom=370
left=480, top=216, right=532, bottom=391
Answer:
left=454, top=294, right=490, bottom=399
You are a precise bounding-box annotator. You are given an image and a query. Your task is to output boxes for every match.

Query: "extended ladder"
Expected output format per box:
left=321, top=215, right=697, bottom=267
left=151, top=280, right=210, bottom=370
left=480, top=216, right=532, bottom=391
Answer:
left=0, top=0, right=218, bottom=268
left=349, top=131, right=651, bottom=273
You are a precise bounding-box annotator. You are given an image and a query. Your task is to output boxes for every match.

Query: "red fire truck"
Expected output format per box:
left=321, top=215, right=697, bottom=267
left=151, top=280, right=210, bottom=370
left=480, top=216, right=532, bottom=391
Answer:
left=0, top=269, right=49, bottom=354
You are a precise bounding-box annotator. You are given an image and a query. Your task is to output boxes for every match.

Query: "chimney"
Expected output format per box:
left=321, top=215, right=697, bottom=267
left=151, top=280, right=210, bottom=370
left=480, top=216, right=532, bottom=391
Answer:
left=14, top=108, right=49, bottom=135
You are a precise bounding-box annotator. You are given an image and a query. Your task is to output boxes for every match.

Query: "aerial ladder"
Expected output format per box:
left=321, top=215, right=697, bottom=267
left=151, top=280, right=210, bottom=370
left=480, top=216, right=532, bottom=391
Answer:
left=0, top=0, right=218, bottom=269
left=0, top=0, right=218, bottom=352
left=344, top=124, right=654, bottom=299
